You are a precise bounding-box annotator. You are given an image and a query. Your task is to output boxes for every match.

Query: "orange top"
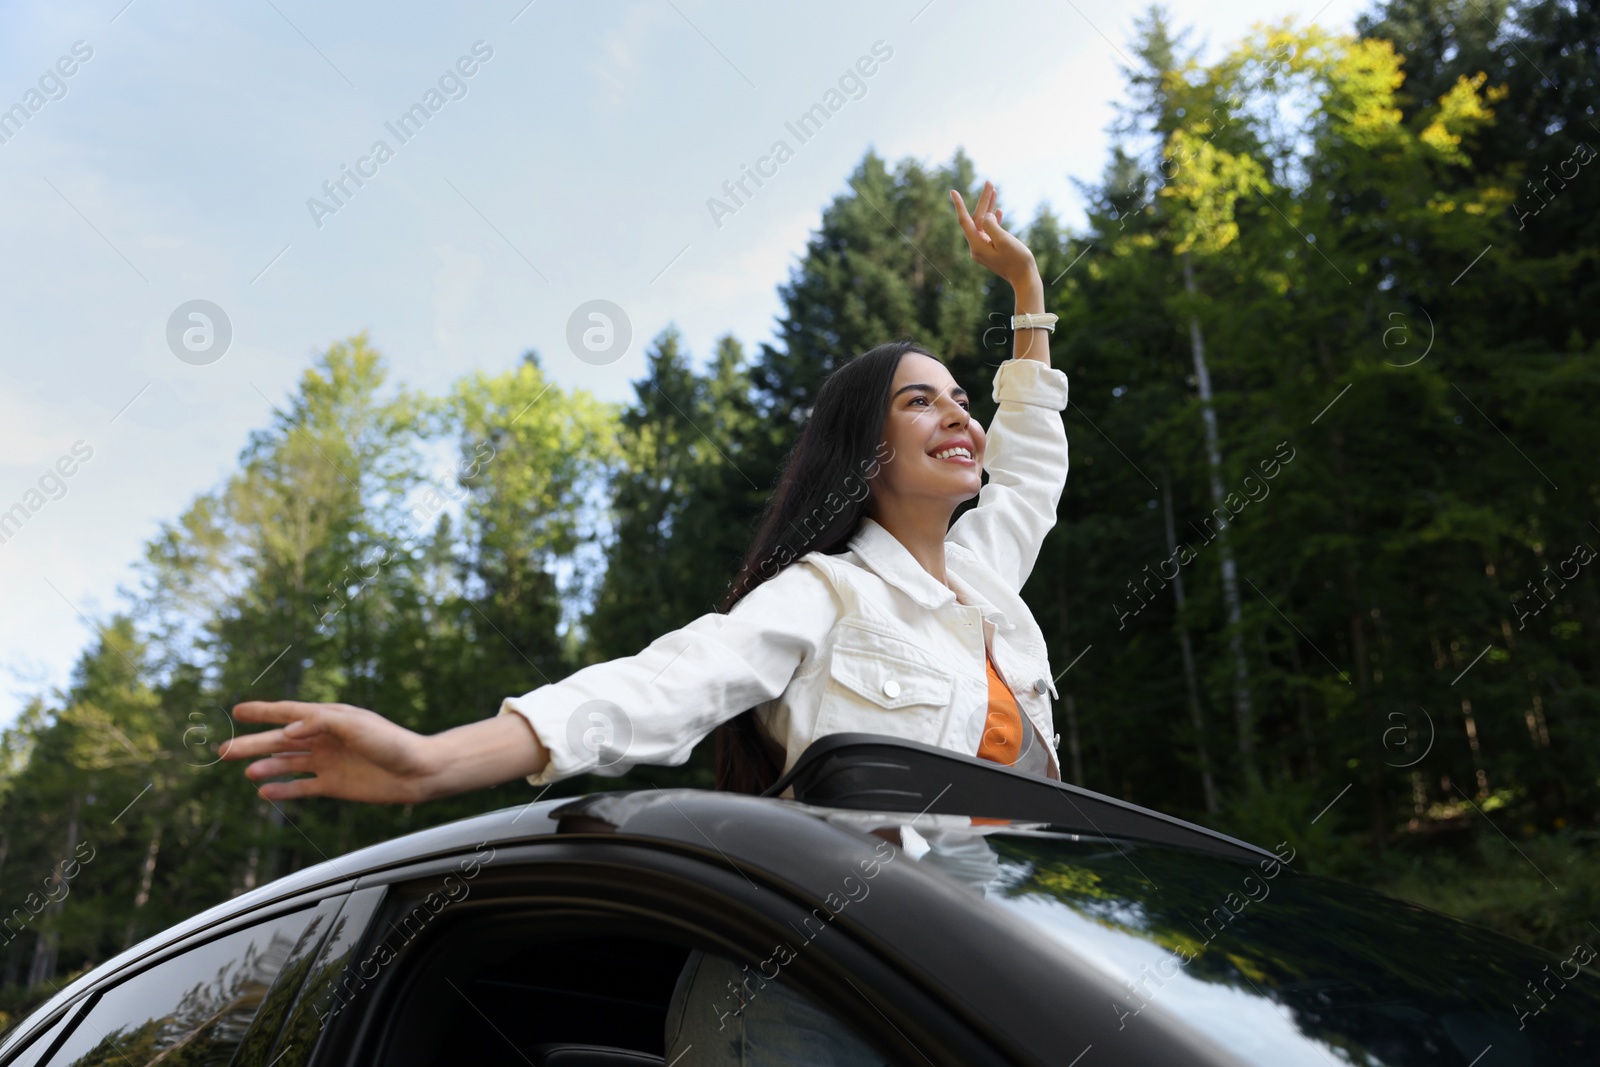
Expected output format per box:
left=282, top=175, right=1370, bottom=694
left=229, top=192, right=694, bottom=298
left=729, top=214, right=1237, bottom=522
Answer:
left=977, top=651, right=1025, bottom=766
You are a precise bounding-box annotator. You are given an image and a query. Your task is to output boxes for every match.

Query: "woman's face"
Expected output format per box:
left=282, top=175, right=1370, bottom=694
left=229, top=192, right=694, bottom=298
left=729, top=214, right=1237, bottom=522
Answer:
left=868, top=352, right=986, bottom=515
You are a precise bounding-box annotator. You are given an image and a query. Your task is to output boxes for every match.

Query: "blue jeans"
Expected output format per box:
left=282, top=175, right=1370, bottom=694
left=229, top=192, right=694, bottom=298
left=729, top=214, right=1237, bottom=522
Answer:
left=664, top=949, right=888, bottom=1065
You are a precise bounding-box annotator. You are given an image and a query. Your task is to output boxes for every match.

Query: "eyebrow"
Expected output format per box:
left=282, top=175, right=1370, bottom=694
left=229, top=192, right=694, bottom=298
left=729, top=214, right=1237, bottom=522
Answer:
left=892, top=382, right=968, bottom=400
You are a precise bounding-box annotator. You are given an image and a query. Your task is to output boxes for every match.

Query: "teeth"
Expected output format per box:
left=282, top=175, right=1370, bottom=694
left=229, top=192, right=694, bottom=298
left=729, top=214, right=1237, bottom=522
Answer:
left=933, top=447, right=972, bottom=460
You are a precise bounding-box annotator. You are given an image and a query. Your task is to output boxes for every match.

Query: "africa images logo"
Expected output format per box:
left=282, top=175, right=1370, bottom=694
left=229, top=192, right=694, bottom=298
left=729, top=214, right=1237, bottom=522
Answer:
left=705, top=40, right=893, bottom=229
left=0, top=40, right=94, bottom=148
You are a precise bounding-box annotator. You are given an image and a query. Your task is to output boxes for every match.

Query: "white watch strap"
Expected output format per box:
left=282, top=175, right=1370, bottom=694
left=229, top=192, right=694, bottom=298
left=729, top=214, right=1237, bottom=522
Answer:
left=1010, top=312, right=1058, bottom=333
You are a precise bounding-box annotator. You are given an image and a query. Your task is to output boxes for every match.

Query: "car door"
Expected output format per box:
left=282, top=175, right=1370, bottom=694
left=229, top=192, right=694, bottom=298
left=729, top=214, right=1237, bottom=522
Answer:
left=289, top=839, right=1011, bottom=1067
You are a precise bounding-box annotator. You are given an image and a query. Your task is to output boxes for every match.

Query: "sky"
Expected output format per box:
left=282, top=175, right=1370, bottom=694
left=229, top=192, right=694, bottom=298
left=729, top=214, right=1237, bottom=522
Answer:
left=0, top=0, right=1370, bottom=726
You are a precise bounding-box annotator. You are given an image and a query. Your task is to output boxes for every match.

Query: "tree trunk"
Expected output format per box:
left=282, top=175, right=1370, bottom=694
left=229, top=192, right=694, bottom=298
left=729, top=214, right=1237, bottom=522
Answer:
left=264, top=802, right=287, bottom=885
left=1461, top=697, right=1490, bottom=796
left=1321, top=412, right=1387, bottom=856
left=1061, top=694, right=1085, bottom=785
left=238, top=844, right=261, bottom=897
left=1161, top=466, right=1218, bottom=812
left=122, top=824, right=162, bottom=950
left=28, top=792, right=81, bottom=987
left=1284, top=638, right=1321, bottom=776
left=1181, top=253, right=1255, bottom=781
left=1057, top=551, right=1085, bottom=785
left=2, top=937, right=19, bottom=989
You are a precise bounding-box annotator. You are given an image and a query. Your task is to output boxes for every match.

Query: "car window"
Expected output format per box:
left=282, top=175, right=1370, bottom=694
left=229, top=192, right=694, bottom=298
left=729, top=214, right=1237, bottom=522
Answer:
left=338, top=858, right=898, bottom=1067
left=3, top=1006, right=80, bottom=1067
left=377, top=927, right=890, bottom=1066
left=973, top=830, right=1600, bottom=1066
left=662, top=947, right=890, bottom=1066
left=257, top=886, right=386, bottom=1067
left=38, top=907, right=316, bottom=1067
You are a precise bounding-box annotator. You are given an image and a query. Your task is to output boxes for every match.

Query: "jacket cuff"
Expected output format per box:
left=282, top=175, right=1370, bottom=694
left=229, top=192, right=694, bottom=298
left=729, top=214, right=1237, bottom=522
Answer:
left=497, top=692, right=583, bottom=787
left=992, top=358, right=1069, bottom=411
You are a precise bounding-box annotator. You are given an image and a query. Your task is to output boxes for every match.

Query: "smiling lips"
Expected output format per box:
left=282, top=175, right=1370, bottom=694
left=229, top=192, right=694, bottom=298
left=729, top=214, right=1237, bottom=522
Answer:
left=929, top=441, right=976, bottom=464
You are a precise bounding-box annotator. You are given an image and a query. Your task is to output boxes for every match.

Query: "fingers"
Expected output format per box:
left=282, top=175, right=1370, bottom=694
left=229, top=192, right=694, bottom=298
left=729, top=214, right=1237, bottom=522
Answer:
left=952, top=184, right=1008, bottom=264
left=978, top=182, right=1008, bottom=235
left=219, top=705, right=336, bottom=759
left=243, top=753, right=316, bottom=780
left=256, top=775, right=325, bottom=802
left=233, top=702, right=338, bottom=744
left=244, top=751, right=323, bottom=802
left=232, top=700, right=327, bottom=725
left=972, top=180, right=996, bottom=223
left=218, top=728, right=303, bottom=760
left=948, top=189, right=978, bottom=241
left=225, top=701, right=351, bottom=801
left=979, top=207, right=1022, bottom=249
left=950, top=189, right=995, bottom=263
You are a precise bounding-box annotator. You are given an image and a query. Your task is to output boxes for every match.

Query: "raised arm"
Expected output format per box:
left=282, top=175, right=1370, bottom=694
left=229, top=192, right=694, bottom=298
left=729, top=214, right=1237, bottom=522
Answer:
left=944, top=182, right=1070, bottom=591
left=222, top=561, right=839, bottom=800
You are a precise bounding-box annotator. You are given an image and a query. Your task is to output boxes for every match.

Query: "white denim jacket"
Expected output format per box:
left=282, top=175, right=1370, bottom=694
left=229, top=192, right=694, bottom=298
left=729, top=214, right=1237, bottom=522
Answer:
left=499, top=356, right=1070, bottom=786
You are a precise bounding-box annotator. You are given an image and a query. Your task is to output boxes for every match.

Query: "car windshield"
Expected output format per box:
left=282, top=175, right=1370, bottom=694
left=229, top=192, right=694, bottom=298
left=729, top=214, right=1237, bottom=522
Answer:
left=897, top=822, right=1600, bottom=1066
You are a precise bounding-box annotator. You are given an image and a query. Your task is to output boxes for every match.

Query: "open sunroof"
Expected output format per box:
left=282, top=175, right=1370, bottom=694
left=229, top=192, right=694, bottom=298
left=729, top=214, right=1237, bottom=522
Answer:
left=764, top=733, right=1275, bottom=864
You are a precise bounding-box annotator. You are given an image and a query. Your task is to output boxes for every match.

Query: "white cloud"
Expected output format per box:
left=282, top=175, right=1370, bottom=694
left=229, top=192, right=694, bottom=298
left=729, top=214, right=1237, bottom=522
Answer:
left=587, top=0, right=671, bottom=114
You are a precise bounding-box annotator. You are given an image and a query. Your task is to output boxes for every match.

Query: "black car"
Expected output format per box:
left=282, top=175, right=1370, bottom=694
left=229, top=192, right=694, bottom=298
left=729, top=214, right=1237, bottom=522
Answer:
left=1, top=735, right=1595, bottom=1066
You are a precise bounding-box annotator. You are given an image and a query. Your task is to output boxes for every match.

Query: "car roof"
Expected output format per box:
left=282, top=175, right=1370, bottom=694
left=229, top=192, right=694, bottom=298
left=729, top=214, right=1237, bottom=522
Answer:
left=5, top=737, right=1266, bottom=1056
left=160, top=735, right=1278, bottom=938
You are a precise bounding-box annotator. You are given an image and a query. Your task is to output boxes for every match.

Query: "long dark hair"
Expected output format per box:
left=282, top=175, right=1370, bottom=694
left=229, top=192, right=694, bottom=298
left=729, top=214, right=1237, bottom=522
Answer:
left=714, top=339, right=936, bottom=794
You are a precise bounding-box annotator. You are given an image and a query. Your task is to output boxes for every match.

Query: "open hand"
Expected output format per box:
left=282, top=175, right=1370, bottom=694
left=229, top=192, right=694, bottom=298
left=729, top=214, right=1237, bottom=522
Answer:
left=220, top=701, right=438, bottom=803
left=949, top=180, right=1038, bottom=289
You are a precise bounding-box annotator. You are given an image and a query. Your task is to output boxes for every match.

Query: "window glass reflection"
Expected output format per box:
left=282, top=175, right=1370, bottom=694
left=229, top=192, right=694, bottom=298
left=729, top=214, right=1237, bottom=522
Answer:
left=43, top=908, right=313, bottom=1067
left=982, top=834, right=1600, bottom=1067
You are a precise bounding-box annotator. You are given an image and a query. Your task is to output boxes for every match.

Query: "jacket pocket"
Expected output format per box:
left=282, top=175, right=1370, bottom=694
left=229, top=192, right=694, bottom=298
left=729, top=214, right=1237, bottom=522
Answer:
left=809, top=644, right=957, bottom=752
left=827, top=646, right=955, bottom=710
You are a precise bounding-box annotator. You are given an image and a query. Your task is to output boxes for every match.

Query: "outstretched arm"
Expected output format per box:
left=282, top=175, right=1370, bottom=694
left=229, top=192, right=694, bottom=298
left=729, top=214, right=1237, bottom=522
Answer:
left=221, top=701, right=550, bottom=804
left=945, top=181, right=1070, bottom=592
left=221, top=561, right=839, bottom=801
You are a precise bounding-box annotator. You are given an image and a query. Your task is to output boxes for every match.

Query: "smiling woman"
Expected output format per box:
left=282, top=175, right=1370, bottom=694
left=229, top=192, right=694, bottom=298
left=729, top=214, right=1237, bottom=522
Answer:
left=223, top=176, right=1067, bottom=799
left=222, top=176, right=1067, bottom=1066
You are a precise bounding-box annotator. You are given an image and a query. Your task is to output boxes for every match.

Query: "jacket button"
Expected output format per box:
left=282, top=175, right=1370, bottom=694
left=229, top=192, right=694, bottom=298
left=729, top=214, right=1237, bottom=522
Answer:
left=1034, top=678, right=1050, bottom=695
left=882, top=679, right=901, bottom=699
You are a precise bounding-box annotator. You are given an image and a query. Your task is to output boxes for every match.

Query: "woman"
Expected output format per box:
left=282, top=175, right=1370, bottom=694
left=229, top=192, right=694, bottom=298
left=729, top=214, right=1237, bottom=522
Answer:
left=220, top=180, right=1067, bottom=1062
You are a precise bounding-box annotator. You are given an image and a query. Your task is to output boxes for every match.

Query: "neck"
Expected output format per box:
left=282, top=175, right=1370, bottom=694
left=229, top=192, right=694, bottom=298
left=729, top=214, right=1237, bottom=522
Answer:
left=869, top=503, right=955, bottom=586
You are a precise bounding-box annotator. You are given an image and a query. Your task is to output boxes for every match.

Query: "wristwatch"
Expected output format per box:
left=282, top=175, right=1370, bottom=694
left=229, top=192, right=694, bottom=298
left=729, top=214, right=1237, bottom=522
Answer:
left=1010, top=312, right=1058, bottom=332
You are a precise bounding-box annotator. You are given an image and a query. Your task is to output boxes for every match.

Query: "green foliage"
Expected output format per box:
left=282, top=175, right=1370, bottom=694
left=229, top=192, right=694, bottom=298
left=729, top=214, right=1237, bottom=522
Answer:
left=1209, top=780, right=1366, bottom=877
left=1377, top=829, right=1600, bottom=954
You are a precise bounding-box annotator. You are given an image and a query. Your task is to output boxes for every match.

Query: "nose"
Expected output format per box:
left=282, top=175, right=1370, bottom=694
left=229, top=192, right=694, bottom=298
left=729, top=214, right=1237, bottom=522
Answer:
left=940, top=399, right=968, bottom=428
